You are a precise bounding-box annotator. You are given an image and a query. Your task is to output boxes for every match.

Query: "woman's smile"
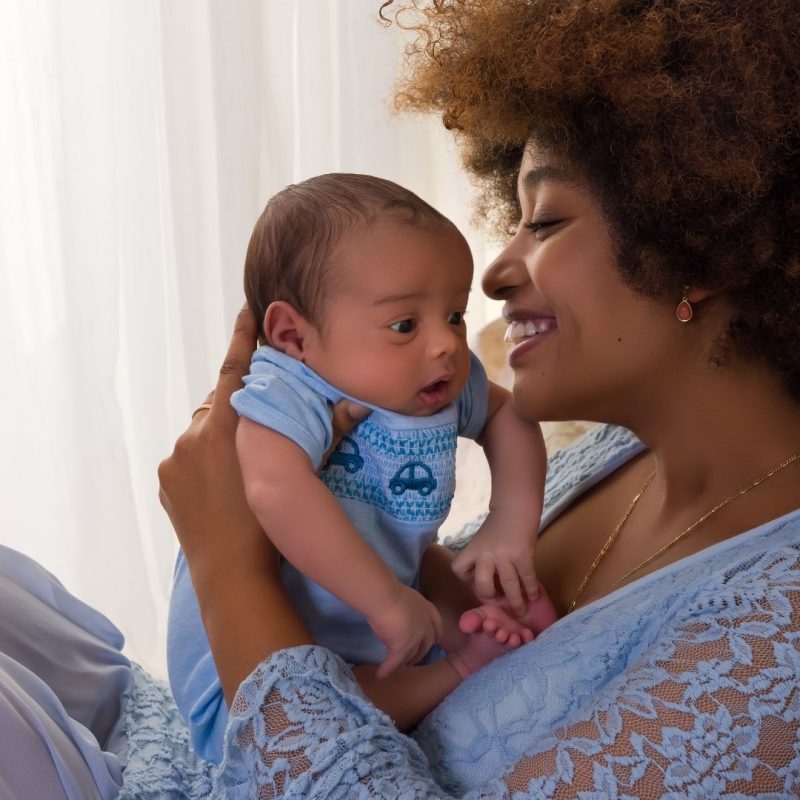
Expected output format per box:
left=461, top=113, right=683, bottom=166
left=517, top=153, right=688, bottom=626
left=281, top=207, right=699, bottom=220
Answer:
left=503, top=316, right=558, bottom=366
left=503, top=317, right=558, bottom=343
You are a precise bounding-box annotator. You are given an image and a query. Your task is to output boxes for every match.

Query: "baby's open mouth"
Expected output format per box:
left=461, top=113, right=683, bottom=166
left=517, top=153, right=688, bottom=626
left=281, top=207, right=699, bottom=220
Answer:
left=418, top=379, right=450, bottom=407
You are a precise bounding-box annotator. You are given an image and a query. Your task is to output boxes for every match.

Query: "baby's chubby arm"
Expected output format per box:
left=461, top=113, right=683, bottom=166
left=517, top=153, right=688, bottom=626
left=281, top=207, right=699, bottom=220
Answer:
left=451, top=382, right=546, bottom=615
left=236, top=416, right=442, bottom=677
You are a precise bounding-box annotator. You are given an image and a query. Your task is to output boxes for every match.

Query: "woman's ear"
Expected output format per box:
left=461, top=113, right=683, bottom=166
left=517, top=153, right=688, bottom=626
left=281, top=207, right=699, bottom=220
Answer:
left=263, top=301, right=315, bottom=360
left=686, top=286, right=714, bottom=304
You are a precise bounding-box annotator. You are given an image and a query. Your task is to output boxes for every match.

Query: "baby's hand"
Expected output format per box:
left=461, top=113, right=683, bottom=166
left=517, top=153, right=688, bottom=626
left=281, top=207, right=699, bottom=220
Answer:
left=450, top=509, right=538, bottom=616
left=367, top=585, right=442, bottom=678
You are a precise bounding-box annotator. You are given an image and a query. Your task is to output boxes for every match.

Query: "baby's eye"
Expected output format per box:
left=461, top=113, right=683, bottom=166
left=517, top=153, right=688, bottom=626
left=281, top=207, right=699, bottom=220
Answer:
left=448, top=311, right=465, bottom=325
left=390, top=319, right=416, bottom=334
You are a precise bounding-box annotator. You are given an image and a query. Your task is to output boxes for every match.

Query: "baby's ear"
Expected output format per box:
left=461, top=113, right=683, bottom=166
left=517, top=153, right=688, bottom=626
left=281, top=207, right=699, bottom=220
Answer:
left=263, top=301, right=315, bottom=360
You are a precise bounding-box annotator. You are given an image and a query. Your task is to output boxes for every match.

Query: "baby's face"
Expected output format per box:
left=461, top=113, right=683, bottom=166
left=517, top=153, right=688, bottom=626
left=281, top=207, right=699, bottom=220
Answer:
left=303, top=220, right=474, bottom=416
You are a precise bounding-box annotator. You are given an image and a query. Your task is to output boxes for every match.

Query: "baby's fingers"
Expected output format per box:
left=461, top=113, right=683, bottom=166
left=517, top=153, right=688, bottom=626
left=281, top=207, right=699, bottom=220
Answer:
left=513, top=555, right=539, bottom=603
left=473, top=553, right=499, bottom=601
left=377, top=645, right=410, bottom=679
left=450, top=548, right=476, bottom=582
left=496, top=560, right=526, bottom=616
left=376, top=633, right=433, bottom=679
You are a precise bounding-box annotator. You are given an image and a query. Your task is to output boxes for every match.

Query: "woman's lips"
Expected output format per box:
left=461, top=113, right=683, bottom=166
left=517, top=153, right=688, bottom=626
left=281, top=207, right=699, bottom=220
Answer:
left=504, top=318, right=558, bottom=365
left=503, top=318, right=558, bottom=343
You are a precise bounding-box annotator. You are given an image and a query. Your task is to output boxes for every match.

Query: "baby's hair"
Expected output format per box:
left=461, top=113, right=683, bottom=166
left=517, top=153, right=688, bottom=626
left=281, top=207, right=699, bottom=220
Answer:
left=245, top=173, right=450, bottom=342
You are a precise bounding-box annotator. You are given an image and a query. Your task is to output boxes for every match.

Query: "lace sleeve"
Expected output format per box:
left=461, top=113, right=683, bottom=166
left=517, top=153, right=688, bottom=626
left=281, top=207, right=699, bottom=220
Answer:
left=214, top=565, right=800, bottom=799
left=502, top=565, right=800, bottom=798
left=214, top=646, right=508, bottom=799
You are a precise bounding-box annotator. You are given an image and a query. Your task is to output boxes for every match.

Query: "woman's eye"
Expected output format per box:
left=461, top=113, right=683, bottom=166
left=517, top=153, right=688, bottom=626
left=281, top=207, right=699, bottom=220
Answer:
left=390, top=319, right=416, bottom=334
left=447, top=311, right=465, bottom=325
left=523, top=219, right=561, bottom=236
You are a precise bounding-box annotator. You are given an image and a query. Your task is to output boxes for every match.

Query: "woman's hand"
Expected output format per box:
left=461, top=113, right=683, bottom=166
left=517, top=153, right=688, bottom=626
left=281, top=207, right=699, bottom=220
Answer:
left=159, top=303, right=369, bottom=566
left=159, top=304, right=296, bottom=702
left=158, top=304, right=268, bottom=571
left=158, top=303, right=369, bottom=703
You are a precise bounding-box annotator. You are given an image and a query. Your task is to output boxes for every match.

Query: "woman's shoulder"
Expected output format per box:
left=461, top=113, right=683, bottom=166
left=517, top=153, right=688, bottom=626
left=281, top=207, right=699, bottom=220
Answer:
left=417, top=508, right=800, bottom=791
left=565, top=505, right=800, bottom=677
left=541, top=424, right=644, bottom=522
left=685, top=506, right=800, bottom=611
left=589, top=503, right=800, bottom=630
left=444, top=424, right=644, bottom=548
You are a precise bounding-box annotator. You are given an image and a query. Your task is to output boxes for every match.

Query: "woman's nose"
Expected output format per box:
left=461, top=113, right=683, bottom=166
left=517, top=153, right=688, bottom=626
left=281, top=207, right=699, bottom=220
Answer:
left=481, top=235, right=529, bottom=300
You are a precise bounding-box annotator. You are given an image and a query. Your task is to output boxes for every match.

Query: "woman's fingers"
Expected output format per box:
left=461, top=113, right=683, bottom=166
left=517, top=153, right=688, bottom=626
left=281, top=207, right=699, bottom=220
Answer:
left=321, top=401, right=372, bottom=468
left=187, top=303, right=256, bottom=435
left=188, top=391, right=215, bottom=429
left=158, top=303, right=261, bottom=557
left=208, top=303, right=259, bottom=428
left=332, top=401, right=372, bottom=436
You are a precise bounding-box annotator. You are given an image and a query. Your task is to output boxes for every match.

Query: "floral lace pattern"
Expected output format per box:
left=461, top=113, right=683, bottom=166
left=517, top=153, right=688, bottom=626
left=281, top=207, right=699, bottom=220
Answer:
left=216, top=646, right=483, bottom=799
left=119, top=663, right=216, bottom=799
left=213, top=425, right=800, bottom=799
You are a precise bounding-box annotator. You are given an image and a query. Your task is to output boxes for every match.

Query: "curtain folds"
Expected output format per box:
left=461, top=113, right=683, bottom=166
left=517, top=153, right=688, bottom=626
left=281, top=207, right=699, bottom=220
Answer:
left=0, top=0, right=500, bottom=676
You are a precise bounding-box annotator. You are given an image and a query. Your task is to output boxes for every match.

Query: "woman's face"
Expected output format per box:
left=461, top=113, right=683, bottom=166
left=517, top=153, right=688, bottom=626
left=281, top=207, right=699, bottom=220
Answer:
left=482, top=145, right=689, bottom=425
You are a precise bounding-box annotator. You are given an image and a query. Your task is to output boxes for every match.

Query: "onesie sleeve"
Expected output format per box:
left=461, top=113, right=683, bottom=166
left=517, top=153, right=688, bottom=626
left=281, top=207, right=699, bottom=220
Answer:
left=167, top=550, right=228, bottom=764
left=230, top=350, right=335, bottom=471
left=455, top=352, right=490, bottom=441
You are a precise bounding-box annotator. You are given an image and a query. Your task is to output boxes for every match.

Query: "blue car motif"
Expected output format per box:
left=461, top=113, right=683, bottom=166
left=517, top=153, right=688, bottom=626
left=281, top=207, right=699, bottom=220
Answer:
left=325, top=436, right=364, bottom=474
left=389, top=462, right=437, bottom=496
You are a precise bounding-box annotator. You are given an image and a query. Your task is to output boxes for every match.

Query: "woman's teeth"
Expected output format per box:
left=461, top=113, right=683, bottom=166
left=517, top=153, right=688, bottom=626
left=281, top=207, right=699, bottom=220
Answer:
left=504, top=319, right=557, bottom=344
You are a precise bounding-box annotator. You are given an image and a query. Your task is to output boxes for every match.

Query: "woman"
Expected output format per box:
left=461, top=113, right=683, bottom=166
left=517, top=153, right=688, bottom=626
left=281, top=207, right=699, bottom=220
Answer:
left=2, top=1, right=798, bottom=796
left=160, top=1, right=800, bottom=796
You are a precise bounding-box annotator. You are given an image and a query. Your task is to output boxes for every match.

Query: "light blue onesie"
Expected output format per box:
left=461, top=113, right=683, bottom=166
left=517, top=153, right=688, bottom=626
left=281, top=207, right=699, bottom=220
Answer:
left=168, top=345, right=489, bottom=763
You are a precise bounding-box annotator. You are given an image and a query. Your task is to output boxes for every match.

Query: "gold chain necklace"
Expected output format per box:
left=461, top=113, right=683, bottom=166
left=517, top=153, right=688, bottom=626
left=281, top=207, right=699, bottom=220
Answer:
left=568, top=451, right=800, bottom=612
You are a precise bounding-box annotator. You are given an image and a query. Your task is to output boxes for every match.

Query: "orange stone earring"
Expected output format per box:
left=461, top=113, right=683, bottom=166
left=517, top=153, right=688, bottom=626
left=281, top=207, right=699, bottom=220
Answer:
left=676, top=286, right=693, bottom=323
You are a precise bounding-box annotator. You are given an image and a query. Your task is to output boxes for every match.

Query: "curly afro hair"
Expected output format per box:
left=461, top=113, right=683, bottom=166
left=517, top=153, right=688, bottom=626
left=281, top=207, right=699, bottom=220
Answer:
left=385, top=0, right=800, bottom=402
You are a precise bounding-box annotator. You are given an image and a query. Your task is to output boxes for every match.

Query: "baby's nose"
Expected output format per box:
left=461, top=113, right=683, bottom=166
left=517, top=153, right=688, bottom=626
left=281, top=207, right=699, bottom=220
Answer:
left=427, top=323, right=462, bottom=359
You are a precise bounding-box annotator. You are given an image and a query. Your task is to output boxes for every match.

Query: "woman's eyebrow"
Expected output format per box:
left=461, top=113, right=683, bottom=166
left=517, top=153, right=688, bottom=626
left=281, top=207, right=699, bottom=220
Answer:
left=521, top=166, right=579, bottom=190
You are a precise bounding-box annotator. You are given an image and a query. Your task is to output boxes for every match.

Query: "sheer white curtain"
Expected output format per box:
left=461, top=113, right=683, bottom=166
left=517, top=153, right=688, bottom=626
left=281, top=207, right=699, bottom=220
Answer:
left=0, top=0, right=500, bottom=676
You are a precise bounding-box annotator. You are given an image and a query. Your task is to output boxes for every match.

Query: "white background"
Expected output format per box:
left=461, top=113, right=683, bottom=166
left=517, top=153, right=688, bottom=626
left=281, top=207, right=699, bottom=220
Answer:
left=0, top=0, right=502, bottom=676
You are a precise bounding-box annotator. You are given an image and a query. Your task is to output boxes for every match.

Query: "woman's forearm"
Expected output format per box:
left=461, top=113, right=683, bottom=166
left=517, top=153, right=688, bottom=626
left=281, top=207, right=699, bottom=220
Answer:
left=189, top=544, right=313, bottom=706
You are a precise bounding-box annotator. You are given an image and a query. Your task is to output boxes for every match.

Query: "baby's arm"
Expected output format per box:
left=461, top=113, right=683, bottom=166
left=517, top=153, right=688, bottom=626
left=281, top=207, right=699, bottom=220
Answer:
left=351, top=548, right=524, bottom=732
left=451, top=382, right=547, bottom=614
left=236, top=416, right=441, bottom=677
left=353, top=544, right=556, bottom=732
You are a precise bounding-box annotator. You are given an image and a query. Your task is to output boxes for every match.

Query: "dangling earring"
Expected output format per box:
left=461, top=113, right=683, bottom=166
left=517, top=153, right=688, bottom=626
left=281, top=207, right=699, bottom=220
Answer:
left=676, top=286, right=693, bottom=323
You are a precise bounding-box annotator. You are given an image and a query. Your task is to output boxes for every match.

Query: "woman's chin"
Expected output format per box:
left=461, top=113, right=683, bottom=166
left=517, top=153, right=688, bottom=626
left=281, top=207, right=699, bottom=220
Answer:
left=510, top=378, right=556, bottom=422
left=510, top=372, right=590, bottom=424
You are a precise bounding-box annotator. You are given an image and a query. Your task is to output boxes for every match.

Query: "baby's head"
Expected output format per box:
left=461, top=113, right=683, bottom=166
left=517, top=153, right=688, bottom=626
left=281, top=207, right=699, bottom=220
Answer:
left=245, top=174, right=453, bottom=340
left=244, top=173, right=474, bottom=415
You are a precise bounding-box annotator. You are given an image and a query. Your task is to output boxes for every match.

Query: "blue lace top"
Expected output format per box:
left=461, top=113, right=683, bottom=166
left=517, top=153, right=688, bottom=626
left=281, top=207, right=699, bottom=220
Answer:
left=125, top=424, right=800, bottom=798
